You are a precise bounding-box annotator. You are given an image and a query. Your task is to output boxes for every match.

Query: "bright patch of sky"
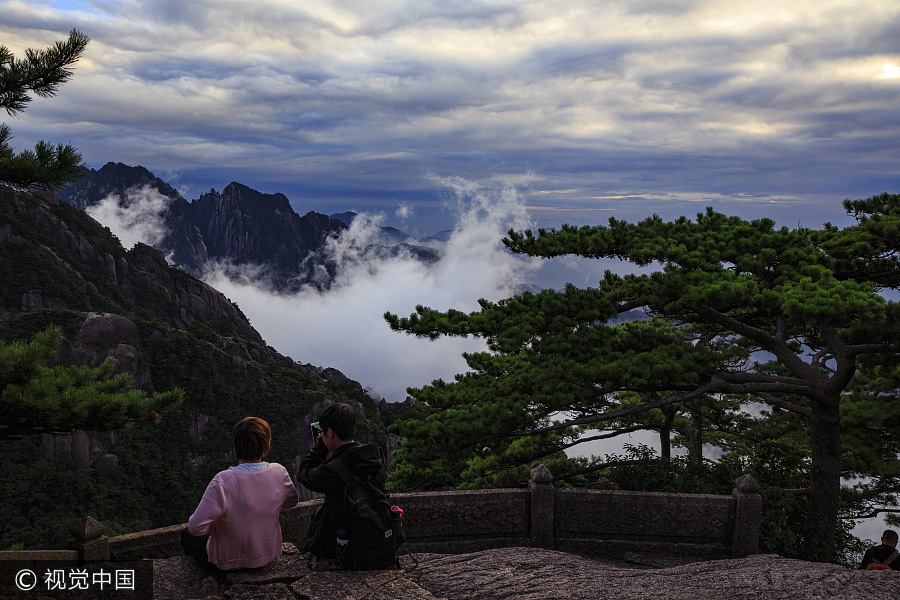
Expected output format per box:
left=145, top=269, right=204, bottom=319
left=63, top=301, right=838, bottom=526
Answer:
left=881, top=64, right=900, bottom=79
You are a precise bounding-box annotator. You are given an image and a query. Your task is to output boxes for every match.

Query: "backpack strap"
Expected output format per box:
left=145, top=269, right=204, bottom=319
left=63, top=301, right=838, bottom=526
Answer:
left=327, top=447, right=388, bottom=499
left=883, top=550, right=900, bottom=567
left=327, top=455, right=356, bottom=490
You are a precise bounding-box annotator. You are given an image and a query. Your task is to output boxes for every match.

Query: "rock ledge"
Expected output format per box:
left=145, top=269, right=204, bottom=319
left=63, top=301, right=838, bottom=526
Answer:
left=150, top=546, right=898, bottom=600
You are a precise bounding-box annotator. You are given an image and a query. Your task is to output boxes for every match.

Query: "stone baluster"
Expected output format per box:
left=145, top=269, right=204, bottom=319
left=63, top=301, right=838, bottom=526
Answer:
left=70, top=516, right=109, bottom=563
left=529, top=464, right=555, bottom=549
left=731, top=474, right=762, bottom=556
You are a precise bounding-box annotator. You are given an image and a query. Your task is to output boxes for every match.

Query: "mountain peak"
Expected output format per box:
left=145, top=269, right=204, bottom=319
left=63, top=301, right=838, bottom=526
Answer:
left=329, top=211, right=358, bottom=226
left=58, top=163, right=445, bottom=293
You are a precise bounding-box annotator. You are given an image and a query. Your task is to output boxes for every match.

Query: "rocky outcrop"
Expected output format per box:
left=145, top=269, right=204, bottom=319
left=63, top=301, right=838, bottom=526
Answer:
left=61, top=163, right=348, bottom=290
left=0, top=188, right=259, bottom=341
left=412, top=548, right=897, bottom=600
left=95, top=453, right=120, bottom=473
left=192, top=183, right=346, bottom=291
left=77, top=312, right=139, bottom=344
left=58, top=162, right=209, bottom=272
left=146, top=547, right=898, bottom=600
left=59, top=163, right=446, bottom=292
left=40, top=430, right=119, bottom=471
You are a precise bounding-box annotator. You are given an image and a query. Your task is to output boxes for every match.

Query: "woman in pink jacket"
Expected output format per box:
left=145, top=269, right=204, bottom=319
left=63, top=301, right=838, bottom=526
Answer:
left=181, top=417, right=299, bottom=570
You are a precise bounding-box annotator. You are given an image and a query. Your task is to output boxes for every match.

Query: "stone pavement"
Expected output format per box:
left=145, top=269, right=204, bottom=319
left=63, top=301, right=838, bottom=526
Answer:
left=151, top=544, right=900, bottom=600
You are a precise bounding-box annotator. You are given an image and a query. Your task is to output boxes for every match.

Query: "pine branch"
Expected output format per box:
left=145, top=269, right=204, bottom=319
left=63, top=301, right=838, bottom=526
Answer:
left=515, top=382, right=720, bottom=436
left=0, top=30, right=90, bottom=190
left=0, top=29, right=90, bottom=116
left=513, top=425, right=654, bottom=462
left=0, top=139, right=86, bottom=190
left=756, top=392, right=812, bottom=418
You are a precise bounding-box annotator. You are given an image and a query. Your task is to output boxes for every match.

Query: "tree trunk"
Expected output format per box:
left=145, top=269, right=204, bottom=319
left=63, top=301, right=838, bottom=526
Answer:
left=659, top=406, right=675, bottom=459
left=659, top=426, right=671, bottom=459
left=805, top=395, right=842, bottom=562
left=687, top=399, right=703, bottom=464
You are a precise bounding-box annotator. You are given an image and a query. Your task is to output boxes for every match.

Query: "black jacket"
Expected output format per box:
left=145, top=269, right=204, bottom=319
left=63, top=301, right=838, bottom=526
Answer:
left=858, top=544, right=899, bottom=570
left=296, top=440, right=385, bottom=559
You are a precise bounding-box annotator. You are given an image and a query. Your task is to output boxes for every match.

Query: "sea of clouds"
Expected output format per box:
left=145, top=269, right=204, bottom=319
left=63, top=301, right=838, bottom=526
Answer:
left=92, top=178, right=542, bottom=403
left=207, top=177, right=542, bottom=402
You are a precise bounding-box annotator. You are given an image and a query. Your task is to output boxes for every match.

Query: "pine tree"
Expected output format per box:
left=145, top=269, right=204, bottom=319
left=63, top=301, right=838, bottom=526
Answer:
left=0, top=327, right=183, bottom=439
left=386, top=196, right=900, bottom=562
left=0, top=29, right=89, bottom=190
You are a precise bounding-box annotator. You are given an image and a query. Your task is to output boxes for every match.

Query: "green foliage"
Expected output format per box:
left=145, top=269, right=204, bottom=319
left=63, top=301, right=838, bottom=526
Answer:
left=386, top=197, right=900, bottom=562
left=0, top=326, right=183, bottom=439
left=0, top=313, right=385, bottom=548
left=598, top=444, right=733, bottom=494
left=0, top=125, right=86, bottom=191
left=811, top=193, right=900, bottom=290
left=0, top=29, right=89, bottom=190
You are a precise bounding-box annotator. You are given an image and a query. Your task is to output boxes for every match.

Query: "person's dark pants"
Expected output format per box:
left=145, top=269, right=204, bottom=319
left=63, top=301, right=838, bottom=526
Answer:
left=180, top=527, right=221, bottom=571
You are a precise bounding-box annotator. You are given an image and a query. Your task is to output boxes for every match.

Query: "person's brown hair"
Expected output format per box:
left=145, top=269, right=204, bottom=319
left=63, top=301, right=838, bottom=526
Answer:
left=232, top=417, right=271, bottom=461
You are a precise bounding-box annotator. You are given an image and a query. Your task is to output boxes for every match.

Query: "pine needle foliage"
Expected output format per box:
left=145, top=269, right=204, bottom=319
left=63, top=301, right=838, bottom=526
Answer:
left=0, top=29, right=89, bottom=190
left=386, top=196, right=900, bottom=562
left=0, top=326, right=183, bottom=439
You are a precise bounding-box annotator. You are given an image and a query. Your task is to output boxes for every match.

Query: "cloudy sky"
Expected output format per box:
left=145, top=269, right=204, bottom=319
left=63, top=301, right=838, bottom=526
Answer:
left=2, top=0, right=898, bottom=233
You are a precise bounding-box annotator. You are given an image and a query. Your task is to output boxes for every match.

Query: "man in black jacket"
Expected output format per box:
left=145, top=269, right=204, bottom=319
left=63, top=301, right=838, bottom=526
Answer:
left=296, top=402, right=386, bottom=564
left=858, top=529, right=899, bottom=570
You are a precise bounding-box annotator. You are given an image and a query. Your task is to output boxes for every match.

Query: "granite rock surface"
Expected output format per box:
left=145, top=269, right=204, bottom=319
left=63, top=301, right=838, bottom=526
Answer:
left=149, top=545, right=898, bottom=600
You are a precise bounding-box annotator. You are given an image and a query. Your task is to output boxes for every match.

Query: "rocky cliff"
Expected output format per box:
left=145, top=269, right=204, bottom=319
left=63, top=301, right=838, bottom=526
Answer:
left=1, top=187, right=256, bottom=341
left=57, top=162, right=209, bottom=273
left=0, top=186, right=385, bottom=549
left=59, top=163, right=348, bottom=291
left=59, top=163, right=443, bottom=292
left=192, top=182, right=346, bottom=290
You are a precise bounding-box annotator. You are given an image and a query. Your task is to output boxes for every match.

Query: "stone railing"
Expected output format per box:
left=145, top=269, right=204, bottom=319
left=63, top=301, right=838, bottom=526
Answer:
left=1, top=466, right=761, bottom=565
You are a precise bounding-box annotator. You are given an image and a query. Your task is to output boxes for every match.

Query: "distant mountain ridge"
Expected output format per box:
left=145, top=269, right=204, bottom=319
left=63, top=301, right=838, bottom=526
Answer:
left=191, top=181, right=345, bottom=289
left=60, top=163, right=444, bottom=292
left=59, top=163, right=349, bottom=291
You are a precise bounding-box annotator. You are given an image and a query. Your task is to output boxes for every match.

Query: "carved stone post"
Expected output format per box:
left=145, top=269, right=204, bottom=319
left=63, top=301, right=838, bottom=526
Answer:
left=70, top=516, right=109, bottom=563
left=731, top=474, right=762, bottom=556
left=529, top=464, right=555, bottom=549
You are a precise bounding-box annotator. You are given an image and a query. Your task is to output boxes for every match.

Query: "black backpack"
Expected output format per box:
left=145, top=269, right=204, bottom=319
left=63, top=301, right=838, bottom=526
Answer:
left=328, top=456, right=403, bottom=570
